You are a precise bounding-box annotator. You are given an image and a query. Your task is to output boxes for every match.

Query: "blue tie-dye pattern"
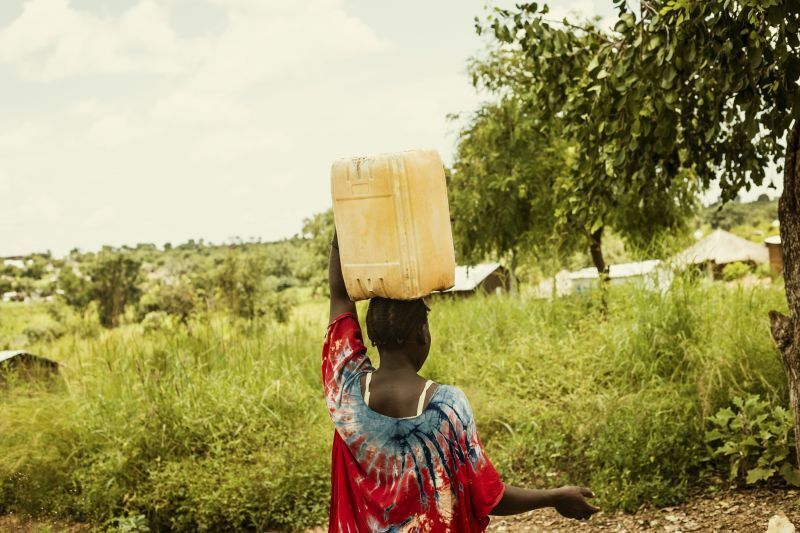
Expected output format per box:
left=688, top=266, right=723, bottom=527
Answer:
left=325, top=330, right=491, bottom=530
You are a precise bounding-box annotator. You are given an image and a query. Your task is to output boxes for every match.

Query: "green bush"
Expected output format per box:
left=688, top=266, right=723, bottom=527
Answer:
left=138, top=280, right=199, bottom=324
left=140, top=311, right=173, bottom=333
left=705, top=395, right=800, bottom=486
left=22, top=315, right=65, bottom=344
left=755, top=262, right=774, bottom=279
left=722, top=261, right=752, bottom=281
left=587, top=391, right=701, bottom=511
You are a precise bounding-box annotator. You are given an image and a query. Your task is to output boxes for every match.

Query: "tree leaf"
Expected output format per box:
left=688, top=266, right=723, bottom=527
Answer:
left=746, top=467, right=775, bottom=484
left=780, top=463, right=800, bottom=486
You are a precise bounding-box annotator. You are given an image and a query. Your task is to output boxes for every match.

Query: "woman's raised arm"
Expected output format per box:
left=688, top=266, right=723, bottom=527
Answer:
left=329, top=231, right=357, bottom=322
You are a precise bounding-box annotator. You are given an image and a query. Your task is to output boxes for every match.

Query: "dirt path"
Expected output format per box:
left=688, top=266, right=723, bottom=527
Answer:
left=487, top=488, right=800, bottom=532
left=0, top=514, right=90, bottom=532
left=2, top=489, right=798, bottom=532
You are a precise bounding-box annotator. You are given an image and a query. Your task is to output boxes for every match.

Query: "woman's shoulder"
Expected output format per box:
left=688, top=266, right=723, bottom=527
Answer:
left=430, top=383, right=473, bottom=414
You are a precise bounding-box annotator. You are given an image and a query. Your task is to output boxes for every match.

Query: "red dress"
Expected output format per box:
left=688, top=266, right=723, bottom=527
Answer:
left=322, top=313, right=505, bottom=532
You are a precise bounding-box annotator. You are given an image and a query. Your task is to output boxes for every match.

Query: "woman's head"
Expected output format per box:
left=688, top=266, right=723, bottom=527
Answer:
left=366, top=297, right=431, bottom=368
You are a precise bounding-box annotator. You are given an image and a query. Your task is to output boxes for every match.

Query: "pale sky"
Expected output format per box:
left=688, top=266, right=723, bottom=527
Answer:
left=0, top=0, right=779, bottom=257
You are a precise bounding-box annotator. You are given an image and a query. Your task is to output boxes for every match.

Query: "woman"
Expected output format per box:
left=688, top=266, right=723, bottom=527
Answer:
left=323, top=232, right=598, bottom=531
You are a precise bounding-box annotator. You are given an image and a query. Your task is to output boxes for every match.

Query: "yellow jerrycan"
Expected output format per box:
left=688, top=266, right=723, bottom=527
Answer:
left=331, top=149, right=456, bottom=301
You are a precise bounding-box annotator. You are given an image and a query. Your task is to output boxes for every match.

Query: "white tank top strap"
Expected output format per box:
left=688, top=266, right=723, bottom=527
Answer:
left=416, top=380, right=435, bottom=416
left=364, top=372, right=373, bottom=406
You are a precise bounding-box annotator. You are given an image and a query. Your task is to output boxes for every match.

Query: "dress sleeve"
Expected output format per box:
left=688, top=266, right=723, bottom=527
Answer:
left=321, top=312, right=372, bottom=412
left=454, top=389, right=506, bottom=522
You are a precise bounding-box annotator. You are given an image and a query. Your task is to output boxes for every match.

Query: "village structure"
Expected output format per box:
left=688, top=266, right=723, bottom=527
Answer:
left=1, top=228, right=785, bottom=305
left=436, top=262, right=510, bottom=297
left=532, top=228, right=783, bottom=299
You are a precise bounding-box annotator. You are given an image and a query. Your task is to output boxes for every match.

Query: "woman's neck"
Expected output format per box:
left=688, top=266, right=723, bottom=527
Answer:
left=375, top=348, right=420, bottom=375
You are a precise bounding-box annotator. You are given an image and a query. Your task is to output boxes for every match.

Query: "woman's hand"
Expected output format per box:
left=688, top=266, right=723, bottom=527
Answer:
left=551, top=486, right=600, bottom=520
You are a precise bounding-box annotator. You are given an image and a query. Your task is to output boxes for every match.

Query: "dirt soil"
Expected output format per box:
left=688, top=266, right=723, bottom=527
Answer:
left=487, top=488, right=800, bottom=532
left=0, top=514, right=90, bottom=532
left=2, top=489, right=798, bottom=532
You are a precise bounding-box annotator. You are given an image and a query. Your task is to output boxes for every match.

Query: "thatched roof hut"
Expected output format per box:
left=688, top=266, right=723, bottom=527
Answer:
left=673, top=229, right=769, bottom=268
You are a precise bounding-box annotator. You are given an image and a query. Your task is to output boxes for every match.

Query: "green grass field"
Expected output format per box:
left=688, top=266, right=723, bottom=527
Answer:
left=0, top=278, right=790, bottom=531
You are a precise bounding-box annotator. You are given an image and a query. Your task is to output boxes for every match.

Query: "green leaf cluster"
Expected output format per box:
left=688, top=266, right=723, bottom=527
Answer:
left=478, top=0, right=800, bottom=250
left=705, top=394, right=800, bottom=486
left=449, top=75, right=583, bottom=267
left=86, top=251, right=143, bottom=328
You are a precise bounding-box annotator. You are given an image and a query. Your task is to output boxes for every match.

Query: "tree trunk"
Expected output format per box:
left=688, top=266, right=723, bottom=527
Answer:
left=589, top=227, right=609, bottom=281
left=770, top=119, right=800, bottom=464
left=589, top=226, right=610, bottom=311
left=509, top=250, right=519, bottom=294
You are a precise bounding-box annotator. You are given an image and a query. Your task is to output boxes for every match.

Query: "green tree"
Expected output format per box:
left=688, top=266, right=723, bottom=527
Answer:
left=450, top=91, right=582, bottom=283
left=57, top=266, right=92, bottom=310
left=487, top=0, right=800, bottom=460
left=87, top=251, right=143, bottom=327
left=471, top=18, right=696, bottom=279
left=215, top=250, right=292, bottom=321
left=139, top=279, right=199, bottom=324
left=21, top=255, right=48, bottom=280
left=298, top=210, right=334, bottom=295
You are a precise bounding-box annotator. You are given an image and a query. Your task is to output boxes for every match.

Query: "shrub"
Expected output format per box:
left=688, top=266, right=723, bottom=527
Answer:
left=705, top=395, right=800, bottom=486
left=140, top=311, right=173, bottom=333
left=138, top=280, right=198, bottom=324
left=755, top=262, right=774, bottom=279
left=722, top=261, right=751, bottom=281
left=587, top=391, right=702, bottom=511
left=23, top=316, right=65, bottom=344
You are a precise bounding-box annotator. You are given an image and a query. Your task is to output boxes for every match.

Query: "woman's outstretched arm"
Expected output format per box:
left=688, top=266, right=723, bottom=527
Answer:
left=329, top=230, right=357, bottom=322
left=491, top=484, right=599, bottom=520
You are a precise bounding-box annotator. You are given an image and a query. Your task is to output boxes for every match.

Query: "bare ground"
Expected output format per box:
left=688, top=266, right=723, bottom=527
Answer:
left=486, top=488, right=800, bottom=532
left=0, top=514, right=90, bottom=532
left=2, top=488, right=799, bottom=532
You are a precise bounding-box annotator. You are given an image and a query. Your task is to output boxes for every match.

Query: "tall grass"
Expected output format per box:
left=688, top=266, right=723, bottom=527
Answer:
left=0, top=278, right=789, bottom=529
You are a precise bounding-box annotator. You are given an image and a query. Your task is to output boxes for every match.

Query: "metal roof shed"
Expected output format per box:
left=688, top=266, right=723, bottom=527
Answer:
left=568, top=259, right=671, bottom=293
left=0, top=350, right=61, bottom=379
left=437, top=262, right=509, bottom=296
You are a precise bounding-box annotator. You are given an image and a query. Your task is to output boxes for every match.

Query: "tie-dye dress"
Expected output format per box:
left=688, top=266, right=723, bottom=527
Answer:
left=322, top=312, right=505, bottom=532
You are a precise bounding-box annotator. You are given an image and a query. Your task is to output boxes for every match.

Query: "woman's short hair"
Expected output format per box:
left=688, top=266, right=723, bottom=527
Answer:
left=366, top=297, right=429, bottom=347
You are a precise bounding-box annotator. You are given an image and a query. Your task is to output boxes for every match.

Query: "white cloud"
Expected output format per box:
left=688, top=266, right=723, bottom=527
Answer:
left=0, top=0, right=388, bottom=86
left=0, top=0, right=187, bottom=80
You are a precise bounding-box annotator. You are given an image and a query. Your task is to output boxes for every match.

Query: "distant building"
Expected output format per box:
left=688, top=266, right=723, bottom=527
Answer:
left=2, top=291, right=23, bottom=303
left=672, top=229, right=769, bottom=277
left=437, top=262, right=509, bottom=297
left=2, top=256, right=26, bottom=270
left=0, top=350, right=61, bottom=379
left=532, top=270, right=573, bottom=299
left=765, top=235, right=783, bottom=274
left=568, top=259, right=671, bottom=294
